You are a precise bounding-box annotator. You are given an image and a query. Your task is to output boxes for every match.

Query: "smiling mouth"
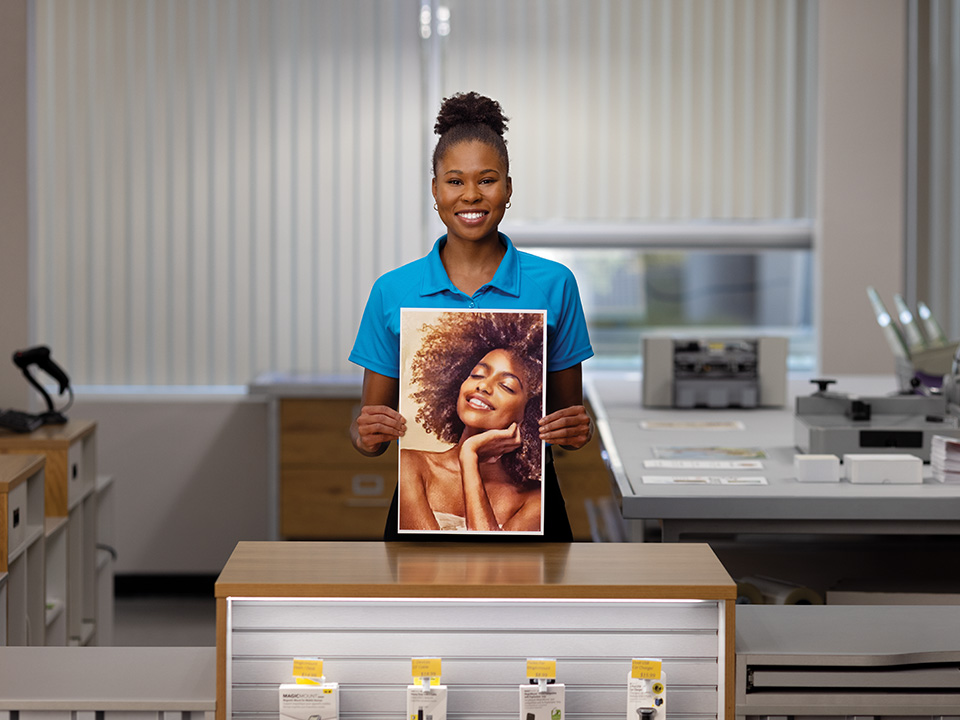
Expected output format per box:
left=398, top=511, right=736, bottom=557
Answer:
left=457, top=211, right=488, bottom=221
left=467, top=395, right=494, bottom=410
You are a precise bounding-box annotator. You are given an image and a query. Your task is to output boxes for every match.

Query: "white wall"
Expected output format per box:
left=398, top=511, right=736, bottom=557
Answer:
left=71, top=396, right=269, bottom=574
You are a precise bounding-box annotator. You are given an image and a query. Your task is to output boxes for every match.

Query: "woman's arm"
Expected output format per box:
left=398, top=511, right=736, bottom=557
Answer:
left=398, top=450, right=441, bottom=530
left=459, top=424, right=522, bottom=531
left=351, top=369, right=405, bottom=456
left=540, top=363, right=593, bottom=451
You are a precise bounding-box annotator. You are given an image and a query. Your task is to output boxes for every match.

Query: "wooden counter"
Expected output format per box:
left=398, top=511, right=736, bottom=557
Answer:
left=216, top=541, right=737, bottom=718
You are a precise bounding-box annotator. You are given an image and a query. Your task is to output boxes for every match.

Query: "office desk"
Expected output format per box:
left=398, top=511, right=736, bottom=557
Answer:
left=588, top=371, right=960, bottom=542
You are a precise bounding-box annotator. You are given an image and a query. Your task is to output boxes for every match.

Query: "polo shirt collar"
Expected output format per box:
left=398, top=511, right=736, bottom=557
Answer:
left=420, top=233, right=521, bottom=298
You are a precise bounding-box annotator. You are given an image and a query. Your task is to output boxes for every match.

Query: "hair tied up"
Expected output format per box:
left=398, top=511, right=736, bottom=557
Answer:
left=434, top=91, right=509, bottom=137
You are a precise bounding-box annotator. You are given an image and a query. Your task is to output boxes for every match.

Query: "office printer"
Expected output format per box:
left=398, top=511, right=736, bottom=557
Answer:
left=642, top=336, right=788, bottom=408
left=794, top=378, right=960, bottom=461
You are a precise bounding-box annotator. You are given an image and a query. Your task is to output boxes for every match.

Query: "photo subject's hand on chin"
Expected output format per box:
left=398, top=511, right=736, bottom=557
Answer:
left=538, top=405, right=592, bottom=450
left=353, top=404, right=406, bottom=455
left=462, top=422, right=522, bottom=465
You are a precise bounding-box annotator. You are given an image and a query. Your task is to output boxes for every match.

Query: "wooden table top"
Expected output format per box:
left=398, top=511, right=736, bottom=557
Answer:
left=0, top=419, right=96, bottom=448
left=0, top=453, right=44, bottom=492
left=215, top=541, right=736, bottom=600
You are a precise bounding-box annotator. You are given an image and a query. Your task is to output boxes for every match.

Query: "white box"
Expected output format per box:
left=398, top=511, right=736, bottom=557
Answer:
left=406, top=685, right=447, bottom=720
left=279, top=683, right=339, bottom=720
left=842, top=454, right=923, bottom=484
left=794, top=454, right=841, bottom=483
left=519, top=683, right=565, bottom=720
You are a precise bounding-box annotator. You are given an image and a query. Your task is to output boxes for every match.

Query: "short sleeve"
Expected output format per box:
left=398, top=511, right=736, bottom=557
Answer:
left=547, top=268, right=593, bottom=372
left=349, top=280, right=401, bottom=378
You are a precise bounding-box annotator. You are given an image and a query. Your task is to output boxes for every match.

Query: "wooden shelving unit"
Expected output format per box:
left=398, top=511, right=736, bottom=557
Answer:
left=0, top=421, right=101, bottom=646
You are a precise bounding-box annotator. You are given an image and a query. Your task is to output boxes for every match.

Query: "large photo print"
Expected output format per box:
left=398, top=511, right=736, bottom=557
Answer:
left=398, top=309, right=547, bottom=535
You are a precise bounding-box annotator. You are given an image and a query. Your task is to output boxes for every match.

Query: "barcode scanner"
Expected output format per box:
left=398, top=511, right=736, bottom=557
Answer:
left=12, top=345, right=72, bottom=425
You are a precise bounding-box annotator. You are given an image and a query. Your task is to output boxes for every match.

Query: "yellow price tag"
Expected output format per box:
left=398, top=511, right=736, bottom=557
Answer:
left=526, top=659, right=557, bottom=680
left=631, top=659, right=662, bottom=680
left=411, top=657, right=442, bottom=680
left=292, top=658, right=324, bottom=678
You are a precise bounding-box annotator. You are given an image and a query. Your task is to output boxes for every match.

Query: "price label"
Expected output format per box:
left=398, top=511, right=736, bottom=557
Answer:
left=412, top=657, right=442, bottom=680
left=526, top=658, right=557, bottom=680
left=631, top=658, right=662, bottom=680
left=293, top=658, right=323, bottom=679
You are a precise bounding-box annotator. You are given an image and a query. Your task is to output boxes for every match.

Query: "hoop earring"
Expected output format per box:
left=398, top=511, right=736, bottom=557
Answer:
left=505, top=202, right=512, bottom=209
left=433, top=203, right=438, bottom=211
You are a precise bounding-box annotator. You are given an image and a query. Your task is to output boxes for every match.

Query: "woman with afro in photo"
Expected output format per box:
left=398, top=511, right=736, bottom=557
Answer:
left=400, top=311, right=545, bottom=533
left=349, top=91, right=594, bottom=542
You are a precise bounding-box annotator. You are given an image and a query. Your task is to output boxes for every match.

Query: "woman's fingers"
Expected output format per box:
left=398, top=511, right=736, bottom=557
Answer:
left=539, top=405, right=592, bottom=448
left=356, top=405, right=405, bottom=450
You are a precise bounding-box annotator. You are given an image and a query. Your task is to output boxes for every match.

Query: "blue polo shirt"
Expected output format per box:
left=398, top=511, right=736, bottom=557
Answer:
left=350, top=233, right=593, bottom=378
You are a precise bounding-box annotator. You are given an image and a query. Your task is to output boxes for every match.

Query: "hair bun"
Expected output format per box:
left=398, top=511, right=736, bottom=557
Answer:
left=434, top=91, right=509, bottom=137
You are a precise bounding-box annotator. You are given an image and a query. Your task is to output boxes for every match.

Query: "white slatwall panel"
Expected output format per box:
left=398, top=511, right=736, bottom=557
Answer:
left=226, top=598, right=726, bottom=719
left=33, top=0, right=424, bottom=386
left=920, top=0, right=960, bottom=338
left=438, top=0, right=816, bottom=223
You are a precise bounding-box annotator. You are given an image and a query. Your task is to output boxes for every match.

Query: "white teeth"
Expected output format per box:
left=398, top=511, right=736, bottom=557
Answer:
left=459, top=212, right=485, bottom=220
left=468, top=397, right=492, bottom=410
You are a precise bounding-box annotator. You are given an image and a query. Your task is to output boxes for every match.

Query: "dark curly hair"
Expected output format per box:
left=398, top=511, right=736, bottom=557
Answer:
left=432, top=91, right=510, bottom=177
left=410, top=311, right=543, bottom=487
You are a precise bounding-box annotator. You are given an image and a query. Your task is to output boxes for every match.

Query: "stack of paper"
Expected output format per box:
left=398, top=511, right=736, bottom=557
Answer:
left=930, top=435, right=960, bottom=483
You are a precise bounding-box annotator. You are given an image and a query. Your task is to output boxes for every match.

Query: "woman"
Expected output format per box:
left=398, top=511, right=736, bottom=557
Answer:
left=399, top=311, right=545, bottom=533
left=350, top=91, right=593, bottom=541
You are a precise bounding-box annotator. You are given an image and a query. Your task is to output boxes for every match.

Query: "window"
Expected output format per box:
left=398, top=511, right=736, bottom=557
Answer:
left=33, top=0, right=817, bottom=386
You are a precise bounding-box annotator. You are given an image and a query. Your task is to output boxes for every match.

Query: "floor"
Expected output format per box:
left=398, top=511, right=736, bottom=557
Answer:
left=113, top=594, right=217, bottom=647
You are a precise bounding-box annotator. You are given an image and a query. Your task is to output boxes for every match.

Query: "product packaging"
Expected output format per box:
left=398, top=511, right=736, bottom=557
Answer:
left=519, top=682, right=564, bottom=720
left=278, top=682, right=339, bottom=720
left=406, top=684, right=448, bottom=720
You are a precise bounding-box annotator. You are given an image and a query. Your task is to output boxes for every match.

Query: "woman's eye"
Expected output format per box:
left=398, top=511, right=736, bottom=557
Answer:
left=499, top=383, right=517, bottom=394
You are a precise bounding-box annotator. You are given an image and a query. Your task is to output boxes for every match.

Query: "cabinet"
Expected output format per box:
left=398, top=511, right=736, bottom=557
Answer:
left=0, top=421, right=100, bottom=645
left=216, top=541, right=737, bottom=719
left=0, top=454, right=46, bottom=645
left=280, top=398, right=396, bottom=539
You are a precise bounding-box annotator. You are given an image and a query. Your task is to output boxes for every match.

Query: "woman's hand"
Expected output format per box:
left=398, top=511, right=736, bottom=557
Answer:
left=539, top=405, right=592, bottom=450
left=461, top=423, right=522, bottom=465
left=352, top=404, right=406, bottom=456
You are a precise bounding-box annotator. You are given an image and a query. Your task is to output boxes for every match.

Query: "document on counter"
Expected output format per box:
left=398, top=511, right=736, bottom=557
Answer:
left=644, top=459, right=764, bottom=470
left=641, top=475, right=769, bottom=485
left=652, top=446, right=767, bottom=460
left=641, top=420, right=745, bottom=431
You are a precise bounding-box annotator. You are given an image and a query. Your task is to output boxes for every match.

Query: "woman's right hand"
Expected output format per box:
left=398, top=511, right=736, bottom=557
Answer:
left=353, top=404, right=406, bottom=455
left=461, top=422, right=522, bottom=465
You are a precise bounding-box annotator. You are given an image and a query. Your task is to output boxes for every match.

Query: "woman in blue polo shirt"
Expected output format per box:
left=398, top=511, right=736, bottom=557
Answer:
left=349, top=91, right=594, bottom=541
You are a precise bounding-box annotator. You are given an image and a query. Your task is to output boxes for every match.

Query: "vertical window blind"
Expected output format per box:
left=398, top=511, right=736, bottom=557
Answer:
left=34, top=0, right=424, bottom=386
left=912, top=0, right=960, bottom=339
left=437, top=0, right=816, bottom=223
left=34, top=0, right=816, bottom=387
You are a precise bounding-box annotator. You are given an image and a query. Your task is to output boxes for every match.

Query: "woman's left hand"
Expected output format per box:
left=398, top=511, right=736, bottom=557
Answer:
left=539, top=405, right=593, bottom=450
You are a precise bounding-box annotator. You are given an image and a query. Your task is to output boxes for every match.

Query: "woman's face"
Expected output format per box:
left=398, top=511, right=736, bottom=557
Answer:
left=432, top=140, right=512, bottom=246
left=457, top=348, right=530, bottom=431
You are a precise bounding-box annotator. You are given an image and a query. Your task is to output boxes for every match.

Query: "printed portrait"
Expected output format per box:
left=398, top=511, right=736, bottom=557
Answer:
left=398, top=309, right=547, bottom=535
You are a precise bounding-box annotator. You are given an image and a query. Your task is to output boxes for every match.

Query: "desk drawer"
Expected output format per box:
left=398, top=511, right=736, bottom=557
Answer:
left=281, top=467, right=395, bottom=540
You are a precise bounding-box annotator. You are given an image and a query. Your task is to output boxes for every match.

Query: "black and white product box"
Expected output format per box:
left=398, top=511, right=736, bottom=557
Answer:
left=406, top=685, right=448, bottom=720
left=626, top=671, right=666, bottom=720
left=519, top=683, right=565, bottom=720
left=278, top=683, right=339, bottom=720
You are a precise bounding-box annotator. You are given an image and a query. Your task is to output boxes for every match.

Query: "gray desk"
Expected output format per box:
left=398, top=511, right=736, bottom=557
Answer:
left=735, top=605, right=960, bottom=718
left=588, top=371, right=960, bottom=542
